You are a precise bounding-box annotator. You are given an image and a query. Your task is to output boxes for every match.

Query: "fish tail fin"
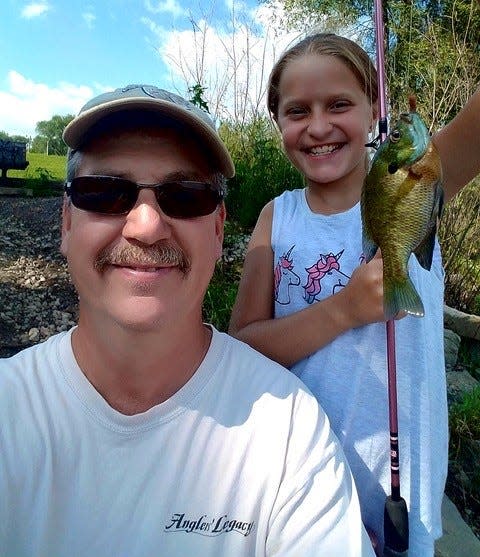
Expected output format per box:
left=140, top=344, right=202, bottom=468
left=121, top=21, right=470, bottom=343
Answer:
left=384, top=276, right=424, bottom=320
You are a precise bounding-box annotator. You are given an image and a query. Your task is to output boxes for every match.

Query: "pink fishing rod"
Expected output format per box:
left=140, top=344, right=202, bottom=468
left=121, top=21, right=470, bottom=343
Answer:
left=373, top=0, right=409, bottom=555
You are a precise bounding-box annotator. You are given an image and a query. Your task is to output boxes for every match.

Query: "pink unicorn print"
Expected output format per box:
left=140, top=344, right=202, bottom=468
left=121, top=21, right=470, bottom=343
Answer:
left=274, top=245, right=301, bottom=305
left=303, top=250, right=350, bottom=304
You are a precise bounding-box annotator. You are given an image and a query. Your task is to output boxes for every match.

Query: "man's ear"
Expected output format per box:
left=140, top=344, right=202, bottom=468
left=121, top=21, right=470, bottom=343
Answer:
left=60, top=195, right=72, bottom=257
left=214, top=202, right=226, bottom=260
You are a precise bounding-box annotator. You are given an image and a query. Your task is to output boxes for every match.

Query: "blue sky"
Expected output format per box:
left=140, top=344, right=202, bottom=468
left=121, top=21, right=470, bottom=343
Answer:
left=1, top=0, right=298, bottom=138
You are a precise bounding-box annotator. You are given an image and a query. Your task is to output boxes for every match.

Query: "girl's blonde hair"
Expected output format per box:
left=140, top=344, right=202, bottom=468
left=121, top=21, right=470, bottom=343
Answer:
left=267, top=33, right=378, bottom=120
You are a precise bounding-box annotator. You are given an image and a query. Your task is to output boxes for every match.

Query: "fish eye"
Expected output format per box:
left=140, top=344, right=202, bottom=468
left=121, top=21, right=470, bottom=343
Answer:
left=390, top=129, right=401, bottom=142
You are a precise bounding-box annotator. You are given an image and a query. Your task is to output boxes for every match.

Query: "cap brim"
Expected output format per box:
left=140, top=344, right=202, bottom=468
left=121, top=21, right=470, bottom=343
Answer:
left=63, top=97, right=235, bottom=178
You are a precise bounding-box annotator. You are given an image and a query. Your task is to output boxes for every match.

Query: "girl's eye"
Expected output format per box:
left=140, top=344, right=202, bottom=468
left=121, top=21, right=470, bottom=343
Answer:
left=331, top=100, right=351, bottom=111
left=286, top=106, right=307, bottom=116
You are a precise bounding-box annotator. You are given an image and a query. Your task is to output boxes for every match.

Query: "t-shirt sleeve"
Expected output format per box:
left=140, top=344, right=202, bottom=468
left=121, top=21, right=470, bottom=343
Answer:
left=266, top=389, right=375, bottom=556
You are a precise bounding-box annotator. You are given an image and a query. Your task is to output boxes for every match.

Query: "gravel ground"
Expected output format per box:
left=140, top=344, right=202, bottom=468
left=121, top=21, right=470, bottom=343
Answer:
left=0, top=195, right=77, bottom=357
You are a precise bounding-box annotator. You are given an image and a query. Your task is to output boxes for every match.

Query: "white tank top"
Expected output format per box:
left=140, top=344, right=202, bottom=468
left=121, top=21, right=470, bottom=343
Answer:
left=272, top=188, right=448, bottom=548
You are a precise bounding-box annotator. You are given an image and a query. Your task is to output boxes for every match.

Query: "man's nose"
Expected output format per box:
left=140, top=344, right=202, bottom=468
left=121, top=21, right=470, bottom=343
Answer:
left=122, top=189, right=173, bottom=245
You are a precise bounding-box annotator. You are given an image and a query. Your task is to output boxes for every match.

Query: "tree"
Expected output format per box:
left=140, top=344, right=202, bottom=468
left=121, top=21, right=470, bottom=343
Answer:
left=0, top=131, right=30, bottom=144
left=263, top=0, right=480, bottom=125
left=31, top=114, right=74, bottom=156
left=162, top=7, right=289, bottom=126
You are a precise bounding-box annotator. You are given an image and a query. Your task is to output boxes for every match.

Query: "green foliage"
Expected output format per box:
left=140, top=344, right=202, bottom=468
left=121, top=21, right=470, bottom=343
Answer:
left=25, top=167, right=60, bottom=197
left=8, top=153, right=66, bottom=197
left=0, top=130, right=30, bottom=144
left=439, top=179, right=480, bottom=316
left=9, top=152, right=66, bottom=182
left=221, top=116, right=303, bottom=229
left=188, top=84, right=210, bottom=113
left=450, top=385, right=480, bottom=451
left=448, top=386, right=480, bottom=513
left=31, top=114, right=74, bottom=156
left=203, top=260, right=242, bottom=332
left=264, top=0, right=480, bottom=127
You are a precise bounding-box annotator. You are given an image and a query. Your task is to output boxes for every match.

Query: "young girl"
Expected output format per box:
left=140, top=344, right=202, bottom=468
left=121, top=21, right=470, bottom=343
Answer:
left=229, top=33, right=480, bottom=556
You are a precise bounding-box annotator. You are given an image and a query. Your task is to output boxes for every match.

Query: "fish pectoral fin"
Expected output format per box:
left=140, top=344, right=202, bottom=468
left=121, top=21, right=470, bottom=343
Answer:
left=435, top=180, right=445, bottom=220
left=414, top=180, right=444, bottom=271
left=397, top=172, right=418, bottom=199
left=362, top=233, right=378, bottom=262
left=414, top=223, right=437, bottom=271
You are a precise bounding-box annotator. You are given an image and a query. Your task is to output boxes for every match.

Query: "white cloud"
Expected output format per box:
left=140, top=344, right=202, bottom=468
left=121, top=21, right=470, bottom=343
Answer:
left=145, top=0, right=187, bottom=19
left=0, top=71, right=99, bottom=137
left=143, top=3, right=298, bottom=121
left=21, top=2, right=50, bottom=18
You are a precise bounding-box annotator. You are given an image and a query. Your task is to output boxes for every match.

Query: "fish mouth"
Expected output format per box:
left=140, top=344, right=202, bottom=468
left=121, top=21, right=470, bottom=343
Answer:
left=304, top=143, right=343, bottom=156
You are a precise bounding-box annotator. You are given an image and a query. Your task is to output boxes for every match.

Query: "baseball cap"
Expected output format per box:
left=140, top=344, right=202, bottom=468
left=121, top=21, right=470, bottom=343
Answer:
left=63, top=84, right=235, bottom=178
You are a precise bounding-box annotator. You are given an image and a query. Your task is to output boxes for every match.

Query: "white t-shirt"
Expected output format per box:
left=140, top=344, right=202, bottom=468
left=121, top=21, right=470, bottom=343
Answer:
left=272, top=189, right=448, bottom=555
left=0, top=327, right=374, bottom=557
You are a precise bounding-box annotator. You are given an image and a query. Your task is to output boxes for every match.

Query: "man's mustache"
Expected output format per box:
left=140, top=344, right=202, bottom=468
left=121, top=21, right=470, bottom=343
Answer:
left=94, top=243, right=191, bottom=275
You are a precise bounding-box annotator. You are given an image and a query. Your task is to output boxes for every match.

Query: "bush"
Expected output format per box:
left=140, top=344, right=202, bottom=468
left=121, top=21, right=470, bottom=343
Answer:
left=25, top=167, right=62, bottom=197
left=439, top=178, right=480, bottom=315
left=221, top=117, right=304, bottom=230
left=448, top=386, right=480, bottom=524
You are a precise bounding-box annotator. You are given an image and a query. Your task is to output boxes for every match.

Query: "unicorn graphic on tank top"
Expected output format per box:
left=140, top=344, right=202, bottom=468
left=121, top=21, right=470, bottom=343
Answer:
left=303, top=250, right=351, bottom=304
left=274, top=246, right=301, bottom=305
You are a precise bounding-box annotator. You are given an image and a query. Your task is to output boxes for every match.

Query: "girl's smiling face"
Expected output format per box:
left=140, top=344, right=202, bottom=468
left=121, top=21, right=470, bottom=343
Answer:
left=276, top=54, right=377, bottom=198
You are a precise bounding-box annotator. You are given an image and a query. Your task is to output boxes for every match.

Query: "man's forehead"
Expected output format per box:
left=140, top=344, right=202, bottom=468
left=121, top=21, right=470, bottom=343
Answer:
left=78, top=129, right=212, bottom=179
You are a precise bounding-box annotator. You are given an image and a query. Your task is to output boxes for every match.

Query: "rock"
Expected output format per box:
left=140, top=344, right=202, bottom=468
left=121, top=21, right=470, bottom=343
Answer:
left=27, top=327, right=39, bottom=342
left=435, top=495, right=480, bottom=556
left=446, top=369, right=480, bottom=404
left=444, top=328, right=461, bottom=367
left=444, top=305, right=480, bottom=341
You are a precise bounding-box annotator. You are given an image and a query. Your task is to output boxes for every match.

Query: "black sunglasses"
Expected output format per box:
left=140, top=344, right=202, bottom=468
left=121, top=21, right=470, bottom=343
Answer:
left=65, top=175, right=225, bottom=218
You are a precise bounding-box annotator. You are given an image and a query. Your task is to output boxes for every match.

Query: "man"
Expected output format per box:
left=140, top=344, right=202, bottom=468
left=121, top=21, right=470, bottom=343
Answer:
left=0, top=85, right=374, bottom=556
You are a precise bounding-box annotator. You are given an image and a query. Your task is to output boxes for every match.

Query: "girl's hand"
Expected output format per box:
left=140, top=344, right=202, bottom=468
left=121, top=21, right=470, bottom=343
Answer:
left=340, top=252, right=386, bottom=327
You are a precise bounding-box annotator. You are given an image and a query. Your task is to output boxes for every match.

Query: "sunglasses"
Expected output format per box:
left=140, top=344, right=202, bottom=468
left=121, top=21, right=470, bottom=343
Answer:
left=65, top=175, right=225, bottom=218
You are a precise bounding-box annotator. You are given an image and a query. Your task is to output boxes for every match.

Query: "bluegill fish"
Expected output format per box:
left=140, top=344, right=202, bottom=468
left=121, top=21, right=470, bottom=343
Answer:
left=361, top=97, right=443, bottom=320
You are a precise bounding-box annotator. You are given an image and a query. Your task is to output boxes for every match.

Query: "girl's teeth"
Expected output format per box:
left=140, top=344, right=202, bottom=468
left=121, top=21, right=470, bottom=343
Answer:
left=310, top=145, right=338, bottom=155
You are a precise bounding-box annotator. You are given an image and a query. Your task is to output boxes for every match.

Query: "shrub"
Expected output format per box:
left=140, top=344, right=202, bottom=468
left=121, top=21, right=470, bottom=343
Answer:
left=448, top=386, right=480, bottom=523
left=439, top=178, right=480, bottom=315
left=220, top=117, right=303, bottom=230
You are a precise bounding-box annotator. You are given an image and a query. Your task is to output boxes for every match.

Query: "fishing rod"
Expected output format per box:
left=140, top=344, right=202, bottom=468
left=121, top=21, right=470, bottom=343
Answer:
left=372, top=0, right=410, bottom=555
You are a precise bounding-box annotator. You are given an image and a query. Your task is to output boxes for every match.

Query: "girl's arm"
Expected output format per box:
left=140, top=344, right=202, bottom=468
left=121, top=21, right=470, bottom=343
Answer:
left=432, top=86, right=480, bottom=202
left=229, top=201, right=386, bottom=368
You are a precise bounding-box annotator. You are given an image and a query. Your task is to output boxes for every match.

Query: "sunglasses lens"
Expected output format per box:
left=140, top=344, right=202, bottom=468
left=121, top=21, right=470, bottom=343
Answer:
left=67, top=177, right=222, bottom=218
left=70, top=177, right=135, bottom=214
left=157, top=182, right=222, bottom=218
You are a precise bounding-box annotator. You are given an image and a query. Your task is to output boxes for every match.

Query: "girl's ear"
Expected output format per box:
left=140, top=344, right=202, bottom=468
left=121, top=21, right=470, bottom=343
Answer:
left=371, top=100, right=379, bottom=128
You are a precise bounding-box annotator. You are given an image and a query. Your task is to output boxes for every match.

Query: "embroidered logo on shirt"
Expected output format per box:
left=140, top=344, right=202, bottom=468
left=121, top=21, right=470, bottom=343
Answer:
left=164, top=513, right=255, bottom=537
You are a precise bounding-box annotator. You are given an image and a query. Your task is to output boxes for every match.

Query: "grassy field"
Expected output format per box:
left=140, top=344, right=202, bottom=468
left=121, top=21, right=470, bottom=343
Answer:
left=9, top=152, right=66, bottom=182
